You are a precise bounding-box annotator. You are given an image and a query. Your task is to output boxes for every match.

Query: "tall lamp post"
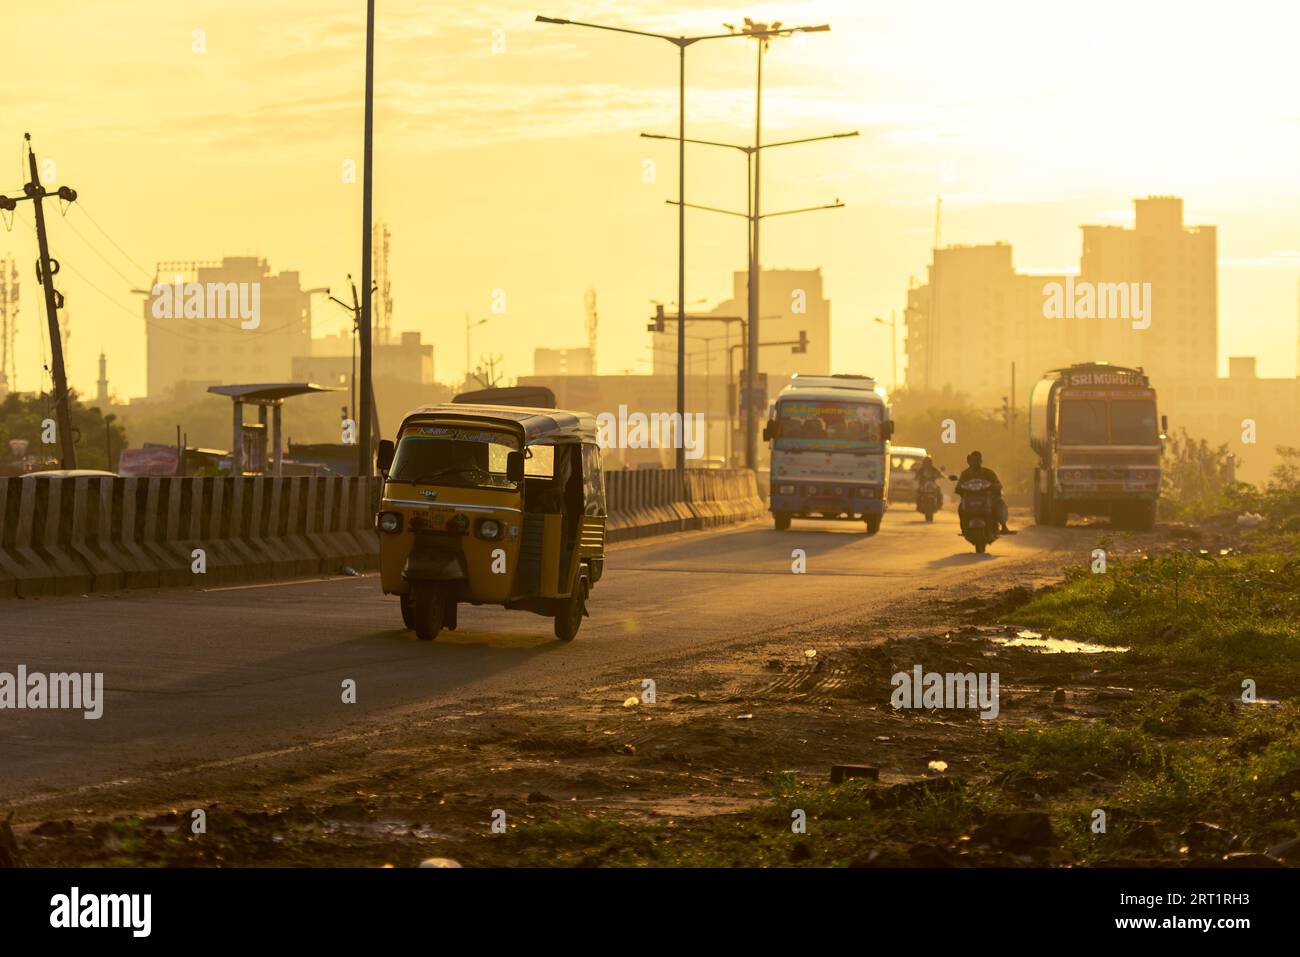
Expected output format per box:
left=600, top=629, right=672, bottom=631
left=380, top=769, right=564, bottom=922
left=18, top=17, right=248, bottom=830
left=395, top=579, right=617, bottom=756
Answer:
left=357, top=0, right=377, bottom=477
left=643, top=128, right=852, bottom=464
left=466, top=315, right=489, bottom=389
left=727, top=19, right=831, bottom=471
left=536, top=14, right=816, bottom=474
left=874, top=313, right=898, bottom=393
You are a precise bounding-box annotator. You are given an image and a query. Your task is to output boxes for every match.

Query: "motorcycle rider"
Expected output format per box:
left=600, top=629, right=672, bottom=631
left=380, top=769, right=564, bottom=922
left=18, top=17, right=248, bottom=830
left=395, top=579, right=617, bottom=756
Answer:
left=915, top=456, right=943, bottom=511
left=957, top=450, right=1015, bottom=535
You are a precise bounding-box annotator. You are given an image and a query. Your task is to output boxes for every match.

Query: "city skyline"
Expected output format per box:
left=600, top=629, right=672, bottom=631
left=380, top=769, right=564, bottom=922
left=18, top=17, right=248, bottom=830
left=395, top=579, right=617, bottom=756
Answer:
left=5, top=0, right=1300, bottom=402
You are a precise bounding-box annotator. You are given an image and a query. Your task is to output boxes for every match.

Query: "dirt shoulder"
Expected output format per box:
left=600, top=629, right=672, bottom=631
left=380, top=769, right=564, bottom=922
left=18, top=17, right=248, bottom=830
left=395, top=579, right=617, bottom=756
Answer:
left=6, top=520, right=1298, bottom=868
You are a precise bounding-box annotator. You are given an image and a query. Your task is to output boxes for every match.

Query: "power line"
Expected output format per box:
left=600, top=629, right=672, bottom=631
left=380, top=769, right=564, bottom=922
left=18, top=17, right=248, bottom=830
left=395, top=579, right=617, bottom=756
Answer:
left=52, top=209, right=143, bottom=288
left=15, top=208, right=313, bottom=342
left=72, top=202, right=154, bottom=280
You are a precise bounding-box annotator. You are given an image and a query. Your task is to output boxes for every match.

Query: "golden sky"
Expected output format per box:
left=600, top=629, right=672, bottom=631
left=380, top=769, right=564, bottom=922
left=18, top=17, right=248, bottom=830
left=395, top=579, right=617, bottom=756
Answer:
left=5, top=0, right=1300, bottom=399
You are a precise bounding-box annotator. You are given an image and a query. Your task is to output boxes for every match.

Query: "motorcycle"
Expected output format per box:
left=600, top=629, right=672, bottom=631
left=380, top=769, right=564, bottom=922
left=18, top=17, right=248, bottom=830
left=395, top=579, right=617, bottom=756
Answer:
left=950, top=475, right=999, bottom=554
left=916, top=475, right=943, bottom=523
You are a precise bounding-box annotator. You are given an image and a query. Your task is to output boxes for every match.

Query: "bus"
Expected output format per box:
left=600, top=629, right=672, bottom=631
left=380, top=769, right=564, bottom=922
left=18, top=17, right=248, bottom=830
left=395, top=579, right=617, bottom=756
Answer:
left=763, top=374, right=894, bottom=533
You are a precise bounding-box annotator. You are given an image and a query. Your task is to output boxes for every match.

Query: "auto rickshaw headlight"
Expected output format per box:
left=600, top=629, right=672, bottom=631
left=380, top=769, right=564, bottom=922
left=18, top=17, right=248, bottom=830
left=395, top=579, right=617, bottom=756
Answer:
left=377, top=511, right=402, bottom=533
left=476, top=518, right=502, bottom=540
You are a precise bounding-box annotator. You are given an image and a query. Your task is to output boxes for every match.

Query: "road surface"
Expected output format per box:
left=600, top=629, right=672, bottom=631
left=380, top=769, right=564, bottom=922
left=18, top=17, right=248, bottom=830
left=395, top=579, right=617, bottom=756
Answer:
left=1, top=508, right=1073, bottom=805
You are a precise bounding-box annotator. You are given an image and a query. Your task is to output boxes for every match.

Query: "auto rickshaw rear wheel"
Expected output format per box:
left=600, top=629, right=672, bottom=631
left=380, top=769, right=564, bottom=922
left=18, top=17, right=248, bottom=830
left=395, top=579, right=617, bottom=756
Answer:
left=411, top=581, right=447, bottom=641
left=554, top=580, right=587, bottom=642
left=400, top=591, right=415, bottom=629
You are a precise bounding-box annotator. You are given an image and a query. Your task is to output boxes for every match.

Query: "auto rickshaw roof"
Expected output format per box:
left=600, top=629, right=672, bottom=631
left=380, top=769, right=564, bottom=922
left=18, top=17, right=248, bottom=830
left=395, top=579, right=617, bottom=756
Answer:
left=399, top=404, right=598, bottom=444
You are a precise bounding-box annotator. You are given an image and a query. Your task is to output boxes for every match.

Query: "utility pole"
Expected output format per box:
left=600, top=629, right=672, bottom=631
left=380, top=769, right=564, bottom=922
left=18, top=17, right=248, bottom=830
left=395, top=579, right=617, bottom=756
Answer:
left=0, top=135, right=78, bottom=467
left=537, top=14, right=808, bottom=475
left=357, top=0, right=376, bottom=477
left=0, top=257, right=17, bottom=393
left=747, top=31, right=765, bottom=472
left=1010, top=361, right=1017, bottom=432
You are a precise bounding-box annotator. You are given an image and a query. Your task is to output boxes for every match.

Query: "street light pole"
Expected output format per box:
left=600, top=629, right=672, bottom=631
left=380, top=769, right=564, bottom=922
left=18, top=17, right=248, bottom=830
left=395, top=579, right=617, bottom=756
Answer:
left=875, top=314, right=898, bottom=392
left=643, top=127, right=855, bottom=467
left=676, top=42, right=687, bottom=474
left=466, top=314, right=488, bottom=388
left=748, top=33, right=764, bottom=473
left=358, top=0, right=376, bottom=478
left=537, top=14, right=812, bottom=475
left=732, top=20, right=830, bottom=471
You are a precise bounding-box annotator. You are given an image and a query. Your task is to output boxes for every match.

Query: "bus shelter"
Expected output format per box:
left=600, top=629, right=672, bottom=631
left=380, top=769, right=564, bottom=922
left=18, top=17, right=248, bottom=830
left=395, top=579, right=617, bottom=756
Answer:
left=208, top=382, right=343, bottom=476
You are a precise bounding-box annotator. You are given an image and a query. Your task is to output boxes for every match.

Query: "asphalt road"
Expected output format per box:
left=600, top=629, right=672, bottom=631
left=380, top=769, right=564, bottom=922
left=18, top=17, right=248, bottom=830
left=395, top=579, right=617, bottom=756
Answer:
left=0, top=507, right=1072, bottom=803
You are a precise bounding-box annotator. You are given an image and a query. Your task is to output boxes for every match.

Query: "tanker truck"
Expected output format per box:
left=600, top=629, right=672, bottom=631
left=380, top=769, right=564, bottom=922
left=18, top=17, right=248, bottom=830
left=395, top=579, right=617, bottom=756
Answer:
left=1029, top=362, right=1166, bottom=530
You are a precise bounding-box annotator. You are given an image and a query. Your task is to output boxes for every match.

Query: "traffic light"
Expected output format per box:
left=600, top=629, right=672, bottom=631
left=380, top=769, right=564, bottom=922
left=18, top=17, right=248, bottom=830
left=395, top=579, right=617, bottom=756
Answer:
left=647, top=304, right=666, bottom=333
left=792, top=330, right=808, bottom=354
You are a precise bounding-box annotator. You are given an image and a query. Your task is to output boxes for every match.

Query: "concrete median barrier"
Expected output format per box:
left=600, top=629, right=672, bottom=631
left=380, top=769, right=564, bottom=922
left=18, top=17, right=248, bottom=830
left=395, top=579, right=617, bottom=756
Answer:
left=0, top=476, right=382, bottom=598
left=605, top=467, right=764, bottom=543
left=0, top=467, right=762, bottom=596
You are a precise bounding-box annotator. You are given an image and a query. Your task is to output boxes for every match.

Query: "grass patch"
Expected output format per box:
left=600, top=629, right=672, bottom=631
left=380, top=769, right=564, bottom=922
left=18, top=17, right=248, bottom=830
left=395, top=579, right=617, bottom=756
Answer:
left=1011, top=548, right=1300, bottom=679
left=488, top=774, right=998, bottom=867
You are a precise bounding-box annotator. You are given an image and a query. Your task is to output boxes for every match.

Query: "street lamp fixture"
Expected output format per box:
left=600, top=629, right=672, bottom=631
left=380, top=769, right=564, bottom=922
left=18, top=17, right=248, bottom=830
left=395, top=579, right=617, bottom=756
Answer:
left=535, top=14, right=817, bottom=474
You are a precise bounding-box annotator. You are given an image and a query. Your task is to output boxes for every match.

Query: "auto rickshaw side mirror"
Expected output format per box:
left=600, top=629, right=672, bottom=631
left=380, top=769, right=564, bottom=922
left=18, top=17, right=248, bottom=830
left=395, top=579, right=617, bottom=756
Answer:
left=376, top=439, right=395, bottom=474
left=506, top=450, right=525, bottom=483
left=762, top=421, right=776, bottom=441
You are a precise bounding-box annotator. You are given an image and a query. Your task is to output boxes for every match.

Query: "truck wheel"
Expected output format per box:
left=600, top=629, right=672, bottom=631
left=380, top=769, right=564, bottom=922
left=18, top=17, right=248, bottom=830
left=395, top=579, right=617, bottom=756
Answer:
left=865, top=514, right=882, bottom=535
left=554, top=581, right=586, bottom=642
left=1125, top=501, right=1157, bottom=531
left=400, top=591, right=415, bottom=630
left=774, top=512, right=791, bottom=531
left=1047, top=490, right=1068, bottom=527
left=1032, top=474, right=1045, bottom=525
left=411, top=582, right=446, bottom=641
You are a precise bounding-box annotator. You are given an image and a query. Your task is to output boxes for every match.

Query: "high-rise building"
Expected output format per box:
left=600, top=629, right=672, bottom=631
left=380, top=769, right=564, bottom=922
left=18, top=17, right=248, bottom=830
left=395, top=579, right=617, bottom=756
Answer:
left=905, top=243, right=1064, bottom=401
left=144, top=257, right=313, bottom=397
left=904, top=197, right=1217, bottom=403
left=1078, top=196, right=1217, bottom=379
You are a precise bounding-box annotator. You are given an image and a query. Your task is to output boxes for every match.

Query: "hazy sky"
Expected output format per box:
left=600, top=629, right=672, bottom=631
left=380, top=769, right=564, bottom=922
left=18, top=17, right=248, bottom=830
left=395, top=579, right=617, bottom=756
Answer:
left=5, top=0, right=1300, bottom=400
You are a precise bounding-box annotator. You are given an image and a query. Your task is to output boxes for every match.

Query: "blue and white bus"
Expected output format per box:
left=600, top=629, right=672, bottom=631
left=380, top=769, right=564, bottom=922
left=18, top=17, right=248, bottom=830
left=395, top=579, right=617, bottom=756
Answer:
left=762, top=374, right=894, bottom=534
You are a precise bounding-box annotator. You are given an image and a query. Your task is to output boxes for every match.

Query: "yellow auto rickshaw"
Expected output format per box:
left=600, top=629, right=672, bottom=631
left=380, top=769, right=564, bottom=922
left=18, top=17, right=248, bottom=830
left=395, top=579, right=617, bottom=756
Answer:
left=374, top=404, right=606, bottom=642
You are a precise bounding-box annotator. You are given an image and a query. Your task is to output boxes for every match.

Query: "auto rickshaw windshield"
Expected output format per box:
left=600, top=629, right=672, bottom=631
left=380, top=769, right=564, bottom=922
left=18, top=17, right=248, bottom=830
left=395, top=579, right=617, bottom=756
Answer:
left=389, top=426, right=522, bottom=490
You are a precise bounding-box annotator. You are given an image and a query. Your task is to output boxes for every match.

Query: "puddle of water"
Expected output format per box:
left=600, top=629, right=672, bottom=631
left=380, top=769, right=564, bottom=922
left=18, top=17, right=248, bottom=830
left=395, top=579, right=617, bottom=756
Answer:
left=993, top=630, right=1127, bottom=654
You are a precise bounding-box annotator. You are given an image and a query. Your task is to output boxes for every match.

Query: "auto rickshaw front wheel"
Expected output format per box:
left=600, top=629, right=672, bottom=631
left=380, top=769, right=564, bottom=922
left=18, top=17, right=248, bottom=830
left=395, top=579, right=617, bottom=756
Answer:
left=554, top=581, right=587, bottom=642
left=410, top=581, right=448, bottom=641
